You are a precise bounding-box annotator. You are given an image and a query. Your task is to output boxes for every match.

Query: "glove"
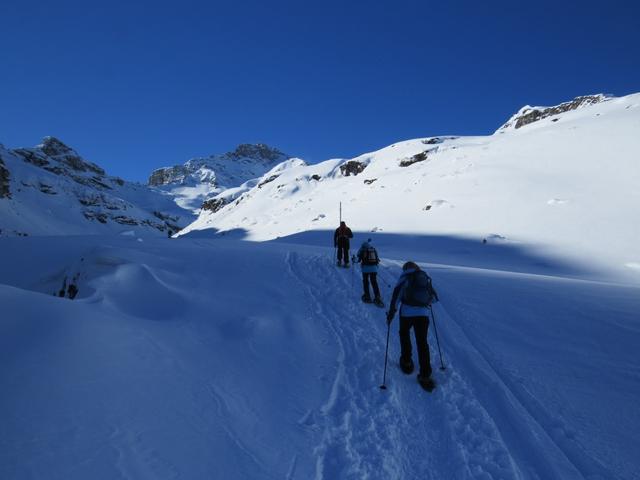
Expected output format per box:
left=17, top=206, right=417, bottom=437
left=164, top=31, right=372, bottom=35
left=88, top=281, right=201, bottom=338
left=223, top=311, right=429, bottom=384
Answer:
left=386, top=309, right=395, bottom=325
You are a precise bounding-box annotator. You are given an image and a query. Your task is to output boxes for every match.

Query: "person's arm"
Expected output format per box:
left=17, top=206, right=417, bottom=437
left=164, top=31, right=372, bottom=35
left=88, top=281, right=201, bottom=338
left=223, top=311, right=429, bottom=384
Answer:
left=333, top=229, right=338, bottom=246
left=347, top=228, right=353, bottom=239
left=387, top=275, right=407, bottom=323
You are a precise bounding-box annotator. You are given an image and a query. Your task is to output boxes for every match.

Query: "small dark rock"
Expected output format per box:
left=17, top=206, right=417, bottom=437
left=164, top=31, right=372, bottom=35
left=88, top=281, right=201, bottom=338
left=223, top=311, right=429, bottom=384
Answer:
left=363, top=178, right=377, bottom=185
left=339, top=161, right=366, bottom=177
left=202, top=197, right=228, bottom=213
left=400, top=151, right=430, bottom=167
left=258, top=174, right=280, bottom=188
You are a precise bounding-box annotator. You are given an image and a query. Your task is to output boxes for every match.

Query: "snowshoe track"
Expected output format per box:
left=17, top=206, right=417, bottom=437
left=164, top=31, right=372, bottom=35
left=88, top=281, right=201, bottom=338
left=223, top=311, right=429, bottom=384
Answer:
left=287, top=253, right=522, bottom=479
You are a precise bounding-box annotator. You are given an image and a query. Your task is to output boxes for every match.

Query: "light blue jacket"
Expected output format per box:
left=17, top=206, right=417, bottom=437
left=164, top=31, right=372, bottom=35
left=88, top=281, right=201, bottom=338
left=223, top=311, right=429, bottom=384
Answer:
left=356, top=241, right=378, bottom=273
left=391, top=268, right=430, bottom=317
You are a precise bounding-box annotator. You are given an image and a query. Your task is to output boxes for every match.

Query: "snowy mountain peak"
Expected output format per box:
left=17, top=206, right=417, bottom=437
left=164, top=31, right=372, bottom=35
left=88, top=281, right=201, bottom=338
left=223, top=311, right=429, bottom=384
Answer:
left=223, top=143, right=288, bottom=162
left=38, top=136, right=75, bottom=156
left=149, top=143, right=289, bottom=187
left=147, top=143, right=291, bottom=213
left=497, top=94, right=611, bottom=132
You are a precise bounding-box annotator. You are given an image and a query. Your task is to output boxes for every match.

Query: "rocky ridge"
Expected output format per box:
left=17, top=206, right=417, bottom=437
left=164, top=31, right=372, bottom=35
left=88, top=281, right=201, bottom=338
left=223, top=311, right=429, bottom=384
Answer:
left=0, top=137, right=191, bottom=237
left=498, top=94, right=610, bottom=131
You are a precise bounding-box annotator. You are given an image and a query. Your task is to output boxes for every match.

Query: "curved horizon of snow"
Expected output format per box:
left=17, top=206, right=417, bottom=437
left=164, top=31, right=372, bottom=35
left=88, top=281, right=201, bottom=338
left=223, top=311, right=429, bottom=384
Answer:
left=179, top=93, right=640, bottom=284
left=1, top=234, right=639, bottom=479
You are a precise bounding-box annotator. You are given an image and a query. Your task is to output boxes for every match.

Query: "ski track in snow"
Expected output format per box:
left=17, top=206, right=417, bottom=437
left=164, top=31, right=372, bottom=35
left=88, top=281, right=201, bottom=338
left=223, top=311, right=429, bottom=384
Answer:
left=287, top=252, right=521, bottom=479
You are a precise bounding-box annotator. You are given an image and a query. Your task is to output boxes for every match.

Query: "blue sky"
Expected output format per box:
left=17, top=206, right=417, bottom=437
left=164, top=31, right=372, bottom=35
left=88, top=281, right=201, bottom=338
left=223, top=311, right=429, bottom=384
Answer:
left=1, top=0, right=639, bottom=181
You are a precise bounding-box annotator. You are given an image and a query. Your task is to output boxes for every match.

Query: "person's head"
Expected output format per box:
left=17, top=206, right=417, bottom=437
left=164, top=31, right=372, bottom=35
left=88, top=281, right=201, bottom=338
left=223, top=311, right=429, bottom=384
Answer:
left=340, top=221, right=346, bottom=228
left=402, top=261, right=420, bottom=271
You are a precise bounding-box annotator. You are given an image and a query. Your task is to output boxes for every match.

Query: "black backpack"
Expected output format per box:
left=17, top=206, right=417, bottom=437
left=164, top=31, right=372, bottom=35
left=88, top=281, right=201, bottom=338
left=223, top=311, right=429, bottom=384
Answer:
left=402, top=270, right=437, bottom=307
left=361, top=246, right=379, bottom=266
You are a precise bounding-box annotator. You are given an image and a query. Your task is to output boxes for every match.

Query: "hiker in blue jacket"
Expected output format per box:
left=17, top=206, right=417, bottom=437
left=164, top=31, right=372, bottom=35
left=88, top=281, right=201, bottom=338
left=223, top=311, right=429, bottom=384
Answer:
left=387, top=261, right=438, bottom=389
left=355, top=239, right=383, bottom=307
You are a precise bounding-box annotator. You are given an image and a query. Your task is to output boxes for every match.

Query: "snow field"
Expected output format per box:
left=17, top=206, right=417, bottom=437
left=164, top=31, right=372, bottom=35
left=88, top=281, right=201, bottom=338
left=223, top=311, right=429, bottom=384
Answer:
left=3, top=234, right=638, bottom=478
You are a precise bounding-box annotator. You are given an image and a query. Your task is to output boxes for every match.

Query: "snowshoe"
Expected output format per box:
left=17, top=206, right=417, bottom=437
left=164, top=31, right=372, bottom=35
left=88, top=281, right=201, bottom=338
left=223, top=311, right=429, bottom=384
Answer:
left=361, top=295, right=373, bottom=304
left=417, top=374, right=436, bottom=392
left=373, top=297, right=385, bottom=308
left=399, top=357, right=414, bottom=374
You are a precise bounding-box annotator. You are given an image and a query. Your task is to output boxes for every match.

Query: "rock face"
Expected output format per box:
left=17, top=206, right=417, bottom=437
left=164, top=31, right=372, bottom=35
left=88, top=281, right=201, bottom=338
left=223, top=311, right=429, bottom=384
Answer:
left=0, top=138, right=192, bottom=236
left=148, top=143, right=289, bottom=188
left=201, top=197, right=228, bottom=213
left=339, top=160, right=366, bottom=177
left=400, top=149, right=436, bottom=167
left=0, top=155, right=10, bottom=198
left=148, top=165, right=191, bottom=187
left=147, top=143, right=291, bottom=214
left=499, top=94, right=609, bottom=131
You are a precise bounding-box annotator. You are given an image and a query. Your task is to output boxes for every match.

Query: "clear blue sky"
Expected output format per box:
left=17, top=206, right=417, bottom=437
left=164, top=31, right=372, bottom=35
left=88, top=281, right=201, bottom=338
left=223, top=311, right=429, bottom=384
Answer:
left=1, top=0, right=639, bottom=182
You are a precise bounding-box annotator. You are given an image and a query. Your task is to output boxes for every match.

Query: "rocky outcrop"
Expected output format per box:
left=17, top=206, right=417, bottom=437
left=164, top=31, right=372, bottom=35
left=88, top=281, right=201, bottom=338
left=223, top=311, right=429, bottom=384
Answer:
left=148, top=165, right=191, bottom=186
left=258, top=174, right=280, bottom=188
left=2, top=137, right=191, bottom=236
left=400, top=148, right=437, bottom=167
left=202, top=197, right=228, bottom=213
left=499, top=95, right=609, bottom=131
left=224, top=143, right=287, bottom=162
left=340, top=161, right=366, bottom=177
left=0, top=155, right=10, bottom=198
left=38, top=137, right=105, bottom=175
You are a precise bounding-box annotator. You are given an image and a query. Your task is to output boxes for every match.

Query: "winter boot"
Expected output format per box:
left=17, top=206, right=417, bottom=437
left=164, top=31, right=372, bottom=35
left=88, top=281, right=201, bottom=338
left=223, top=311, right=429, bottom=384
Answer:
left=373, top=297, right=385, bottom=308
left=417, top=373, right=435, bottom=392
left=399, top=356, right=414, bottom=374
left=361, top=294, right=372, bottom=303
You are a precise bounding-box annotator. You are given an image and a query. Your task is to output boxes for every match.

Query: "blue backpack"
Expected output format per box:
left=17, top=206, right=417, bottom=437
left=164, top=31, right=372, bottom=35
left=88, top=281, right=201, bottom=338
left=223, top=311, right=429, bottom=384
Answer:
left=402, top=270, right=437, bottom=307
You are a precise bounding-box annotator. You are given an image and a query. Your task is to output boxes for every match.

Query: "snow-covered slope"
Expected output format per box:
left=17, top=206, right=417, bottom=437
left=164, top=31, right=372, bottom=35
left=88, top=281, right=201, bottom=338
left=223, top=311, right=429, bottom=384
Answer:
left=180, top=93, right=640, bottom=282
left=148, top=143, right=291, bottom=212
left=1, top=234, right=639, bottom=479
left=0, top=137, right=194, bottom=237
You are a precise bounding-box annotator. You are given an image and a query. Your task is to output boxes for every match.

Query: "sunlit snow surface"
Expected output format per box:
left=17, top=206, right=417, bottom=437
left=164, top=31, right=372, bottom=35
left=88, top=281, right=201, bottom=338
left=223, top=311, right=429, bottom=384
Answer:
left=1, top=94, right=640, bottom=479
left=1, top=234, right=639, bottom=479
left=181, top=93, right=640, bottom=284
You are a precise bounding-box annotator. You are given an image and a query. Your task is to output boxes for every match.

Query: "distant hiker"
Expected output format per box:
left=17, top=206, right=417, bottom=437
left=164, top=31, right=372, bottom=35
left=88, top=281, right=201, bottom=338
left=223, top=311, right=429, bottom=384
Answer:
left=333, top=221, right=353, bottom=267
left=355, top=239, right=383, bottom=307
left=386, top=261, right=439, bottom=391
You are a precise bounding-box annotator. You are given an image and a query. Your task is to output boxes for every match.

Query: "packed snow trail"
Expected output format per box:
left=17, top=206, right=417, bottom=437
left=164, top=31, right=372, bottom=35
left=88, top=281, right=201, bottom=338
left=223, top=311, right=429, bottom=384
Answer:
left=1, top=235, right=639, bottom=479
left=285, top=251, right=523, bottom=479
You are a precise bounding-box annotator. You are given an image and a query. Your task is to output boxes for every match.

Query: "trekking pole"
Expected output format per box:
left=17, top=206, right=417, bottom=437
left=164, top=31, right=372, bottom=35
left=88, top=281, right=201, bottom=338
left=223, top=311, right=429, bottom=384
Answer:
left=380, top=321, right=391, bottom=390
left=429, top=305, right=446, bottom=370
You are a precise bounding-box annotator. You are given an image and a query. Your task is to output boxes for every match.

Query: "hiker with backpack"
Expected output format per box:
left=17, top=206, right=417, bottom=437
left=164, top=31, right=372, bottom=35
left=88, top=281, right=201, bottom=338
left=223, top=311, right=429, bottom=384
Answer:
left=386, top=261, right=439, bottom=391
left=355, top=239, right=384, bottom=307
left=333, top=221, right=353, bottom=267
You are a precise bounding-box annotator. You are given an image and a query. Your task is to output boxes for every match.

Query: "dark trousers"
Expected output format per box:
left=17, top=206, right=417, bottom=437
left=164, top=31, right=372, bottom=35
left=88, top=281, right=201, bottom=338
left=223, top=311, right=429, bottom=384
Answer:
left=399, top=315, right=432, bottom=377
left=362, top=272, right=380, bottom=299
left=336, top=241, right=350, bottom=264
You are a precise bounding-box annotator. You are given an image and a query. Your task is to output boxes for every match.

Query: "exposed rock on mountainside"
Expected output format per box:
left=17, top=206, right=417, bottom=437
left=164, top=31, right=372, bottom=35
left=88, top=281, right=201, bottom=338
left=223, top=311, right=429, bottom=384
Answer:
left=399, top=149, right=436, bottom=167
left=0, top=138, right=192, bottom=236
left=202, top=197, right=228, bottom=213
left=148, top=143, right=289, bottom=187
left=340, top=160, right=366, bottom=176
left=499, top=94, right=610, bottom=131
left=0, top=155, right=11, bottom=198
left=225, top=143, right=287, bottom=162
left=148, top=165, right=192, bottom=187
left=147, top=143, right=291, bottom=213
